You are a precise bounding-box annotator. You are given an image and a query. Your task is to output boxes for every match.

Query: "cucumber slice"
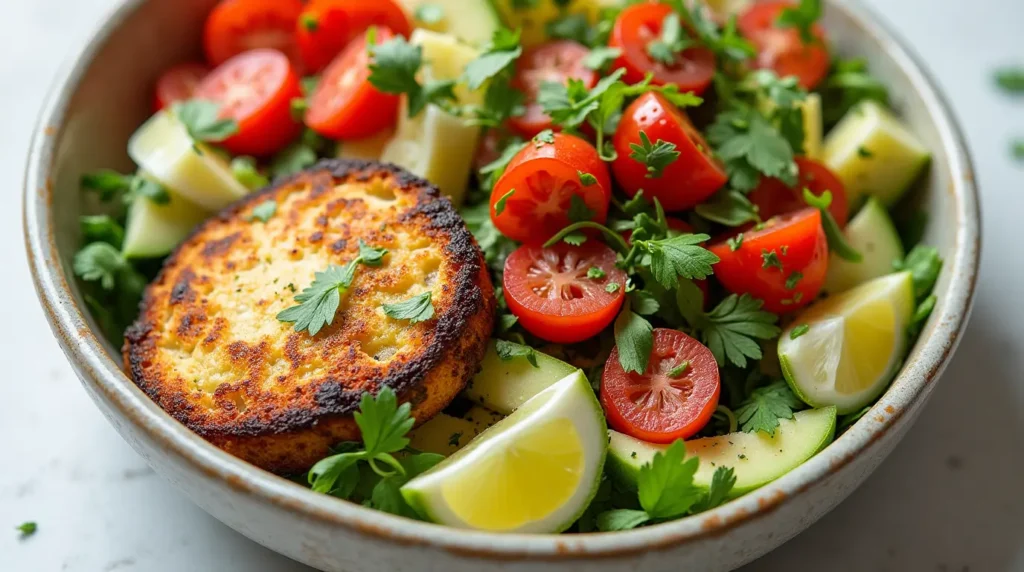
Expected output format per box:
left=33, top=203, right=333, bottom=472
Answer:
left=409, top=406, right=504, bottom=455
left=399, top=0, right=501, bottom=46
left=607, top=407, right=837, bottom=497
left=128, top=111, right=249, bottom=211
left=463, top=340, right=578, bottom=415
left=822, top=100, right=930, bottom=207
left=336, top=128, right=395, bottom=162
left=122, top=173, right=209, bottom=259
left=759, top=93, right=824, bottom=160
left=381, top=30, right=483, bottom=207
left=824, top=198, right=905, bottom=293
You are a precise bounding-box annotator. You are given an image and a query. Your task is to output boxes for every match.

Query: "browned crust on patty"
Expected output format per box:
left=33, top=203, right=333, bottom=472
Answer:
left=124, top=159, right=495, bottom=473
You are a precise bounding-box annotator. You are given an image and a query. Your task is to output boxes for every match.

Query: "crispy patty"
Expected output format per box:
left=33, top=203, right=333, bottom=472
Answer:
left=124, top=160, right=495, bottom=473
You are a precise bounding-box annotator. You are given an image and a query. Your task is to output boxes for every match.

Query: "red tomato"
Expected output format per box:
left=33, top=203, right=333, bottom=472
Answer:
left=203, top=0, right=303, bottom=68
left=153, top=63, right=210, bottom=111
left=306, top=29, right=400, bottom=140
left=296, top=0, right=412, bottom=73
left=749, top=157, right=849, bottom=227
left=609, top=2, right=716, bottom=93
left=195, top=49, right=303, bottom=157
left=612, top=92, right=727, bottom=211
left=709, top=208, right=828, bottom=313
left=490, top=133, right=612, bottom=243
left=503, top=242, right=627, bottom=344
left=737, top=2, right=830, bottom=90
left=509, top=41, right=599, bottom=138
left=601, top=328, right=720, bottom=443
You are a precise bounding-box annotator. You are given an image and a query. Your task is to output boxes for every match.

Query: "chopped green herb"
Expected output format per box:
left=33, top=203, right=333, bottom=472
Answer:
left=368, top=35, right=458, bottom=117
left=761, top=249, right=783, bottom=270
left=248, top=200, right=277, bottom=223
left=667, top=361, right=690, bottom=378
left=462, top=28, right=523, bottom=91
left=16, top=522, right=37, bottom=537
left=413, top=3, right=444, bottom=24
left=606, top=282, right=621, bottom=293
left=736, top=381, right=802, bottom=436
left=614, top=301, right=654, bottom=374
left=231, top=156, right=270, bottom=190
left=172, top=99, right=238, bottom=142
left=995, top=66, right=1024, bottom=94
left=568, top=194, right=596, bottom=222
left=803, top=188, right=862, bottom=262
left=646, top=13, right=692, bottom=66
left=382, top=291, right=435, bottom=324
left=857, top=146, right=874, bottom=158
left=533, top=129, right=556, bottom=146
left=583, top=46, right=622, bottom=70
left=629, top=131, right=680, bottom=178
left=894, top=245, right=943, bottom=299
left=563, top=231, right=587, bottom=246
left=695, top=190, right=760, bottom=227
left=495, top=339, right=540, bottom=368
left=587, top=267, right=606, bottom=280
left=579, top=171, right=598, bottom=186
left=300, top=14, right=318, bottom=32
left=727, top=234, right=744, bottom=251
left=776, top=0, right=822, bottom=45
left=494, top=189, right=515, bottom=216
left=447, top=432, right=462, bottom=448
left=789, top=324, right=810, bottom=340
left=785, top=271, right=803, bottom=290
left=688, top=294, right=781, bottom=368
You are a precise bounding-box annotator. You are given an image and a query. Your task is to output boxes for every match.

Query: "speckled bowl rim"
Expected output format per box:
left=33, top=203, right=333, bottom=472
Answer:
left=24, top=0, right=980, bottom=562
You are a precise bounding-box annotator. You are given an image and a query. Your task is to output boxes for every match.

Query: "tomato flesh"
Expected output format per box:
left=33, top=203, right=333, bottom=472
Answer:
left=612, top=92, right=727, bottom=212
left=195, top=49, right=303, bottom=157
left=737, top=2, right=830, bottom=90
left=509, top=41, right=598, bottom=138
left=296, top=0, right=412, bottom=73
left=609, top=2, right=716, bottom=94
left=709, top=208, right=828, bottom=313
left=203, top=0, right=304, bottom=68
left=503, top=242, right=627, bottom=344
left=306, top=29, right=400, bottom=140
left=601, top=328, right=720, bottom=443
left=490, top=133, right=612, bottom=244
left=154, top=63, right=210, bottom=111
left=749, top=156, right=849, bottom=227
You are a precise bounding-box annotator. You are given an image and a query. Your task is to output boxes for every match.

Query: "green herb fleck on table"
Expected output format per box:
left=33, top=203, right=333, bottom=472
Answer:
left=995, top=66, right=1024, bottom=94
left=16, top=522, right=37, bottom=538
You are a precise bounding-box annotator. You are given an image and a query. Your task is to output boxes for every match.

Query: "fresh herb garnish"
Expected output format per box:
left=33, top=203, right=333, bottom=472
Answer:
left=736, top=381, right=802, bottom=436
left=646, top=13, right=692, bottom=66
left=583, top=46, right=622, bottom=70
left=707, top=108, right=797, bottom=191
left=80, top=215, right=125, bottom=247
left=16, top=522, right=37, bottom=537
left=248, top=200, right=277, bottom=223
left=785, top=271, right=804, bottom=290
left=803, top=188, right=862, bottom=262
left=172, top=99, right=238, bottom=142
left=614, top=301, right=654, bottom=374
left=894, top=245, right=943, bottom=300
left=629, top=131, right=680, bottom=178
left=533, top=129, right=556, bottom=146
left=776, top=0, right=821, bottom=44
left=495, top=339, right=540, bottom=368
left=579, top=171, right=599, bottom=186
left=790, top=323, right=810, bottom=339
left=462, top=28, right=523, bottom=90
left=695, top=190, right=760, bottom=227
left=494, top=189, right=514, bottom=216
left=761, top=249, right=783, bottom=270
left=368, top=35, right=458, bottom=117
left=727, top=233, right=744, bottom=251
left=231, top=156, right=270, bottom=190
left=587, top=267, right=606, bottom=280
left=568, top=194, right=596, bottom=222
left=683, top=293, right=781, bottom=368
left=382, top=291, right=435, bottom=324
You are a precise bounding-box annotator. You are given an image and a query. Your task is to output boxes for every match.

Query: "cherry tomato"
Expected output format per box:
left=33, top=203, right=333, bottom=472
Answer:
left=153, top=63, right=210, bottom=111
left=490, top=133, right=612, bottom=243
left=737, top=2, right=830, bottom=90
left=612, top=92, right=727, bottom=211
left=508, top=41, right=598, bottom=138
left=296, top=0, right=412, bottom=73
left=709, top=208, right=828, bottom=313
left=195, top=49, right=302, bottom=157
left=601, top=328, right=720, bottom=443
left=609, top=2, right=716, bottom=93
left=503, top=242, right=627, bottom=344
left=203, top=0, right=303, bottom=68
left=306, top=29, right=400, bottom=140
left=748, top=157, right=849, bottom=227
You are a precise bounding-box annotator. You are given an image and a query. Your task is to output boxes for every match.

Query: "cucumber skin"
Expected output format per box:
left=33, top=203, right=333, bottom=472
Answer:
left=824, top=198, right=906, bottom=294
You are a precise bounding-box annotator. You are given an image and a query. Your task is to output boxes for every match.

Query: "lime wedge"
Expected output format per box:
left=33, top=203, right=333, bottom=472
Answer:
left=401, top=370, right=606, bottom=533
left=778, top=272, right=914, bottom=413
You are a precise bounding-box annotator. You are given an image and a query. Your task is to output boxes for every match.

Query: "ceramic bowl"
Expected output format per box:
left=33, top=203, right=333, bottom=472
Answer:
left=24, top=0, right=980, bottom=570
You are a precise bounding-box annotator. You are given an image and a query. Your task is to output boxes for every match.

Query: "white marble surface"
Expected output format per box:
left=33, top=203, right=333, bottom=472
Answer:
left=2, top=0, right=1022, bottom=570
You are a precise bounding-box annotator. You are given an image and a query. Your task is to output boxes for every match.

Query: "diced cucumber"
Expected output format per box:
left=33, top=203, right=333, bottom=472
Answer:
left=462, top=340, right=578, bottom=415
left=399, top=0, right=501, bottom=46
left=381, top=30, right=483, bottom=206
left=493, top=0, right=600, bottom=47
left=822, top=100, right=930, bottom=207
left=824, top=198, right=905, bottom=293
left=409, top=406, right=504, bottom=455
left=128, top=111, right=249, bottom=211
left=758, top=92, right=824, bottom=160
left=336, top=128, right=395, bottom=162
left=606, top=407, right=837, bottom=497
left=122, top=173, right=209, bottom=259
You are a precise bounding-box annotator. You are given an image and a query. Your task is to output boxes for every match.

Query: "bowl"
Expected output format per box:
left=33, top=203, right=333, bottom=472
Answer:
left=23, top=0, right=980, bottom=570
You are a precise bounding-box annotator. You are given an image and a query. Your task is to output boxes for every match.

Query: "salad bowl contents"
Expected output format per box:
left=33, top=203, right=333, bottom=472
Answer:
left=26, top=0, right=978, bottom=569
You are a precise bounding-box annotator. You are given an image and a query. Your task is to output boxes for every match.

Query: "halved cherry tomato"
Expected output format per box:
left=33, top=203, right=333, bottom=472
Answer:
left=509, top=41, right=598, bottom=138
left=737, top=2, right=830, bottom=90
left=503, top=242, right=627, bottom=344
left=601, top=328, right=720, bottom=443
left=306, top=29, right=400, bottom=140
left=203, top=0, right=303, bottom=68
left=296, top=0, right=412, bottom=73
left=195, top=49, right=302, bottom=157
left=612, top=92, right=727, bottom=211
left=609, top=2, right=716, bottom=93
left=490, top=133, right=612, bottom=243
left=153, top=63, right=210, bottom=111
left=709, top=208, right=828, bottom=313
left=749, top=157, right=849, bottom=227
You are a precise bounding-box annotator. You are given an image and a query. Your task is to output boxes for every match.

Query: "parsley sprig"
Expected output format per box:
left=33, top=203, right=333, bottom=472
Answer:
left=367, top=34, right=458, bottom=117
left=81, top=170, right=171, bottom=206
left=277, top=241, right=389, bottom=335
left=678, top=287, right=782, bottom=368
left=803, top=188, right=862, bottom=262
left=736, top=381, right=803, bottom=436
left=776, top=0, right=822, bottom=45
left=172, top=99, right=238, bottom=142
left=629, top=131, right=680, bottom=178
left=382, top=291, right=435, bottom=324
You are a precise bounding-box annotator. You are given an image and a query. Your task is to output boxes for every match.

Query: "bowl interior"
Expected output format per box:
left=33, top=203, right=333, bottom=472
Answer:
left=26, top=0, right=979, bottom=562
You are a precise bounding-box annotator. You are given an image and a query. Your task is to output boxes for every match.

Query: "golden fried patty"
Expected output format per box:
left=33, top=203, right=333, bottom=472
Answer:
left=125, top=160, right=495, bottom=473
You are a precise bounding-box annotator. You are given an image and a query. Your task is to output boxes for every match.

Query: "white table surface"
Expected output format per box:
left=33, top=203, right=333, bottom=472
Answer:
left=2, top=1, right=1022, bottom=570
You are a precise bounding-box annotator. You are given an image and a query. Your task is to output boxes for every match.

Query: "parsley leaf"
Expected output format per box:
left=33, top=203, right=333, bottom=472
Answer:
left=568, top=194, right=596, bottom=222
left=894, top=245, right=943, bottom=300
left=172, top=99, right=238, bottom=142
left=597, top=509, right=651, bottom=532
left=587, top=267, right=606, bottom=280
left=80, top=169, right=134, bottom=202
left=357, top=386, right=416, bottom=458
left=803, top=188, right=862, bottom=262
left=80, top=215, right=124, bottom=247
left=995, top=66, right=1024, bottom=94
left=73, top=243, right=131, bottom=290
left=358, top=240, right=389, bottom=266
left=646, top=13, right=692, bottom=66
left=614, top=302, right=654, bottom=374
left=688, top=294, right=781, bottom=368
left=736, top=381, right=802, bottom=436
left=368, top=35, right=458, bottom=117
left=248, top=200, right=277, bottom=223
left=691, top=467, right=737, bottom=512
left=761, top=249, right=783, bottom=270
left=495, top=339, right=540, bottom=368
left=533, top=129, right=556, bottom=146
left=460, top=202, right=517, bottom=272
left=579, top=171, right=598, bottom=186
left=707, top=108, right=797, bottom=190
left=629, top=131, right=681, bottom=178
left=668, top=1, right=755, bottom=63
left=776, top=0, right=821, bottom=45
left=584, top=47, right=622, bottom=70
left=629, top=289, right=661, bottom=316
left=820, top=58, right=889, bottom=126
left=695, top=189, right=760, bottom=227
left=232, top=156, right=270, bottom=190
left=16, top=522, right=37, bottom=537
left=462, top=28, right=523, bottom=90
left=494, top=189, right=514, bottom=216
left=908, top=294, right=937, bottom=338
left=269, top=141, right=318, bottom=177
left=637, top=440, right=703, bottom=518
left=382, top=291, right=435, bottom=324
left=633, top=233, right=718, bottom=289
left=790, top=323, right=810, bottom=339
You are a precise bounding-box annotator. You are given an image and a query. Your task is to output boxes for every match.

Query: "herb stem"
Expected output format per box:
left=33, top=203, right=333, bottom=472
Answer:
left=543, top=222, right=631, bottom=254
left=715, top=405, right=739, bottom=434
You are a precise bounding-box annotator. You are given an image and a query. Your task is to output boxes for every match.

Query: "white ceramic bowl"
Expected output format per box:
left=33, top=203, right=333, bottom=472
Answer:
left=24, top=1, right=980, bottom=570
